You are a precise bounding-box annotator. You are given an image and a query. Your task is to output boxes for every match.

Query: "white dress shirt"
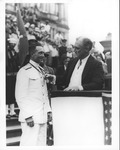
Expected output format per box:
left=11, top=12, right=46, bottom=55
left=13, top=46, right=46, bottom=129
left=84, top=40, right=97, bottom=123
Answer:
left=68, top=55, right=90, bottom=90
left=44, top=24, right=51, bottom=33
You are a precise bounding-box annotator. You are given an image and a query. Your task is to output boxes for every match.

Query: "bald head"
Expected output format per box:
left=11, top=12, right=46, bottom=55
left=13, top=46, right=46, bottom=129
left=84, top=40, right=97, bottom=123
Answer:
left=75, top=37, right=93, bottom=51
left=74, top=37, right=93, bottom=59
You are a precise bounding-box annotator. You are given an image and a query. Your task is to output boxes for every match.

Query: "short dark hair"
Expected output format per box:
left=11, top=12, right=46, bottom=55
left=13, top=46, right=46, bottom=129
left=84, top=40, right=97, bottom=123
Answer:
left=28, top=39, right=41, bottom=47
left=28, top=39, right=42, bottom=55
left=28, top=39, right=37, bottom=46
left=61, top=39, right=67, bottom=43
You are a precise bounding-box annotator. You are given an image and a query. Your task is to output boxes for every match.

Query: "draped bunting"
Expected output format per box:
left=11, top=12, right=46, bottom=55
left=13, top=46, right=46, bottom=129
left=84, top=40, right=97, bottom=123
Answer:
left=102, top=92, right=112, bottom=145
left=48, top=91, right=112, bottom=145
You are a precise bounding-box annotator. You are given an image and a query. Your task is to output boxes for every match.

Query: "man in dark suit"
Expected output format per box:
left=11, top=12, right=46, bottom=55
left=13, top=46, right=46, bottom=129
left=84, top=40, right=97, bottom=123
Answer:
left=62, top=37, right=104, bottom=91
left=58, top=39, right=67, bottom=65
left=56, top=54, right=71, bottom=90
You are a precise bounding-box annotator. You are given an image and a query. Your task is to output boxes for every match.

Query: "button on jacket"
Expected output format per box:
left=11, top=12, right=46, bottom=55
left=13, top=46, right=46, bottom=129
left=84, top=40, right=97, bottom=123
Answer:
left=15, top=60, right=51, bottom=124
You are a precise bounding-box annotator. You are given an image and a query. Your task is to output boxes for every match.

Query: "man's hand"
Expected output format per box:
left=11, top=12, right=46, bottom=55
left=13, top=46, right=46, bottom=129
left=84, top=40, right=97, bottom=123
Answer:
left=47, top=112, right=52, bottom=122
left=64, top=87, right=72, bottom=91
left=25, top=116, right=34, bottom=127
left=64, top=86, right=82, bottom=91
left=45, top=74, right=56, bottom=84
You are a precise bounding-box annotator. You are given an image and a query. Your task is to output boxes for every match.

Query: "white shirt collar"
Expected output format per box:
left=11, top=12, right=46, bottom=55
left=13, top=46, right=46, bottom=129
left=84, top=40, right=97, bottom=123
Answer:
left=76, top=54, right=90, bottom=69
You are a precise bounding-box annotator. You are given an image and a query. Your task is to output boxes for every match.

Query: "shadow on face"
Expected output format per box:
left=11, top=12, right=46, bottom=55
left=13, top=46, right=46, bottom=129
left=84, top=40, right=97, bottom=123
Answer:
left=74, top=37, right=93, bottom=59
left=31, top=46, right=45, bottom=67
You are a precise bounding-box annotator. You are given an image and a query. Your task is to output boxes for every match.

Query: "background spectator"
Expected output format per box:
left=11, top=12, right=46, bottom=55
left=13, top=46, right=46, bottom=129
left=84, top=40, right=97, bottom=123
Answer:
left=44, top=20, right=51, bottom=34
left=105, top=51, right=112, bottom=74
left=66, top=44, right=74, bottom=58
left=54, top=31, right=63, bottom=47
left=56, top=54, right=71, bottom=90
left=6, top=39, right=20, bottom=118
left=95, top=53, right=108, bottom=75
left=58, top=39, right=67, bottom=65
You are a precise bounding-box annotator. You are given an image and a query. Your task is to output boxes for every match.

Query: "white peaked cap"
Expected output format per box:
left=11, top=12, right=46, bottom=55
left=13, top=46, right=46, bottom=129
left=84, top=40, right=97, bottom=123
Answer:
left=36, top=46, right=45, bottom=52
left=24, top=22, right=30, bottom=28
left=35, top=27, right=40, bottom=32
left=30, top=24, right=35, bottom=28
left=94, top=41, right=104, bottom=53
left=8, top=38, right=17, bottom=44
left=27, top=35, right=36, bottom=40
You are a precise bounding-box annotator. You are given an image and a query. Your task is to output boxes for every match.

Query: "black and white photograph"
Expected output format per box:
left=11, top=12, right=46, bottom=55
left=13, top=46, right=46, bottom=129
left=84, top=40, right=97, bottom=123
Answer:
left=0, top=0, right=119, bottom=149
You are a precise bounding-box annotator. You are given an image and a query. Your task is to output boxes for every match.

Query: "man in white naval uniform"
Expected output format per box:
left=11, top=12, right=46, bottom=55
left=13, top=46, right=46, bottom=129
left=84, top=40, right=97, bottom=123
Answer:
left=15, top=45, right=55, bottom=146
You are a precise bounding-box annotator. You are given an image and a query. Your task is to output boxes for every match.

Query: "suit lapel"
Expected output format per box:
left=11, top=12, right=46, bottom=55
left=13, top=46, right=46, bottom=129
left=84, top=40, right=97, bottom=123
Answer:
left=82, top=55, right=93, bottom=81
left=67, top=58, right=78, bottom=80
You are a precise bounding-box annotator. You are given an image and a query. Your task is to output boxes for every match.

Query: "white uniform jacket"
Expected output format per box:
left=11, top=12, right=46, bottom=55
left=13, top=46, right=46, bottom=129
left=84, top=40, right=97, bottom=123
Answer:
left=15, top=60, right=51, bottom=124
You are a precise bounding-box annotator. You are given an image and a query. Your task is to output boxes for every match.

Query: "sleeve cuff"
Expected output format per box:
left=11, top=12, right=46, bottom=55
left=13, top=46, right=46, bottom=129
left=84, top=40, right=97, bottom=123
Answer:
left=51, top=75, right=56, bottom=85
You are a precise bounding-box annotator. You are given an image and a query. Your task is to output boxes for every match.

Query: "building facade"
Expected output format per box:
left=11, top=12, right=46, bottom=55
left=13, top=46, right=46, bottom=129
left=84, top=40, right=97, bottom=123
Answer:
left=6, top=3, right=69, bottom=42
left=100, top=33, right=112, bottom=54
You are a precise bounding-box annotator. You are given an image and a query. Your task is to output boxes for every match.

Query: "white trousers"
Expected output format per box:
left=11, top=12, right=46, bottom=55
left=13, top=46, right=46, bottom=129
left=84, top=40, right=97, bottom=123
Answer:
left=20, top=123, right=47, bottom=146
left=6, top=104, right=16, bottom=115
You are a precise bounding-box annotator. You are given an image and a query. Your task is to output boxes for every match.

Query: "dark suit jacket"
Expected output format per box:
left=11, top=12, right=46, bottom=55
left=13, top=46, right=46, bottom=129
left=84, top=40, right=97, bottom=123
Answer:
left=59, top=46, right=67, bottom=55
left=56, top=65, right=66, bottom=90
left=62, top=55, right=104, bottom=90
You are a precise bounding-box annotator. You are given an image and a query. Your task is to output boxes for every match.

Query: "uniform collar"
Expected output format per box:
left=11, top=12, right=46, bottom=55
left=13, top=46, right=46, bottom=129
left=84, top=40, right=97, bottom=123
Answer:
left=29, top=59, right=39, bottom=68
left=29, top=59, right=45, bottom=74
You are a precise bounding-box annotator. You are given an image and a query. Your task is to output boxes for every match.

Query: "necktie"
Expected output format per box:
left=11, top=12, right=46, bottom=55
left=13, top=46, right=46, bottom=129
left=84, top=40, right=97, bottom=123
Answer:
left=77, top=60, right=82, bottom=69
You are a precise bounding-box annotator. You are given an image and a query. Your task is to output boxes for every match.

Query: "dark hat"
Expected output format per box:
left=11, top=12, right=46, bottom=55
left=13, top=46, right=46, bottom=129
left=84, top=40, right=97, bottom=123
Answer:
left=60, top=54, right=70, bottom=63
left=61, top=39, right=67, bottom=43
left=45, top=20, right=49, bottom=23
left=44, top=52, right=49, bottom=57
left=28, top=39, right=41, bottom=47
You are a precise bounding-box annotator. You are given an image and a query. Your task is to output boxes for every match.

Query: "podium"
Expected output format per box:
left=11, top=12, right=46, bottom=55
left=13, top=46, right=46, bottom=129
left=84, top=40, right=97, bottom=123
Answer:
left=51, top=91, right=111, bottom=146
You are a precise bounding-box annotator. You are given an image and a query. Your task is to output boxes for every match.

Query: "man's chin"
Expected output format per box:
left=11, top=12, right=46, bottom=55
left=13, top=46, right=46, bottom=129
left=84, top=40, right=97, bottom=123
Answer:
left=39, top=62, right=44, bottom=67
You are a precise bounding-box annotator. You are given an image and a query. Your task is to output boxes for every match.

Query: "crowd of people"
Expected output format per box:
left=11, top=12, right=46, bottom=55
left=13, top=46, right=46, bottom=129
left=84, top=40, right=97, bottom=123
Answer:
left=6, top=5, right=112, bottom=146
left=6, top=6, right=111, bottom=74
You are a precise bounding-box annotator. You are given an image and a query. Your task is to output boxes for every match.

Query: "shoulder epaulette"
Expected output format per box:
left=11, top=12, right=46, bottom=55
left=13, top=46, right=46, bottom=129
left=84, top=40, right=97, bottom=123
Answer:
left=25, top=66, right=32, bottom=70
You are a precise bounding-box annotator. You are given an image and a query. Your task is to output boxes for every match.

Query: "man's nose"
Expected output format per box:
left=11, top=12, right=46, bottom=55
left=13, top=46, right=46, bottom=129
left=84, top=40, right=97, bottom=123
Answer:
left=39, top=52, right=45, bottom=56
